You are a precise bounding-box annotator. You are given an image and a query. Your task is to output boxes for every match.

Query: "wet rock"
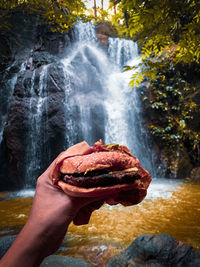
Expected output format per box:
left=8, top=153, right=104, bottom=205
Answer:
left=3, top=63, right=67, bottom=188
left=157, top=147, right=193, bottom=179
left=0, top=235, right=16, bottom=258
left=96, top=21, right=117, bottom=48
left=4, top=95, right=30, bottom=188
left=176, top=150, right=193, bottom=179
left=96, top=21, right=117, bottom=38
left=190, top=167, right=200, bottom=179
left=36, top=25, right=73, bottom=56
left=0, top=9, right=74, bottom=189
left=0, top=236, right=91, bottom=267
left=107, top=234, right=200, bottom=267
left=32, top=51, right=57, bottom=69
left=40, top=255, right=91, bottom=267
left=97, top=34, right=109, bottom=48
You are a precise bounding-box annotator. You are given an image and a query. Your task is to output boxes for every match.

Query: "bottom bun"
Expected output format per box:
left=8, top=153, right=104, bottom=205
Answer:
left=58, top=174, right=150, bottom=206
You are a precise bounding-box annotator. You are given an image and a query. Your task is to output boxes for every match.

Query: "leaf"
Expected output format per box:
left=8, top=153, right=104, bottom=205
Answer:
left=179, top=120, right=186, bottom=128
left=129, top=72, right=144, bottom=88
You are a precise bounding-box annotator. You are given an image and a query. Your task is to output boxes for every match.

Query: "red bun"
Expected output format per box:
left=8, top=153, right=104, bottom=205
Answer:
left=58, top=181, right=140, bottom=198
left=50, top=141, right=92, bottom=185
left=50, top=140, right=152, bottom=206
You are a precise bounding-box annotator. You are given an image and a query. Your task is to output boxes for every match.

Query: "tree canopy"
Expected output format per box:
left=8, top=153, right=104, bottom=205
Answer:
left=0, top=0, right=86, bottom=33
left=119, top=0, right=200, bottom=64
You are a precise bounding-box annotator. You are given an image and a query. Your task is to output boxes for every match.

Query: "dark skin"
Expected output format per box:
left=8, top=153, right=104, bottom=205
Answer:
left=0, top=155, right=105, bottom=267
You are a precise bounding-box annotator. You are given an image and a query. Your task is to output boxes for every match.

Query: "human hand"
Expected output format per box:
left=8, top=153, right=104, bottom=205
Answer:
left=30, top=155, right=104, bottom=255
left=0, top=153, right=104, bottom=267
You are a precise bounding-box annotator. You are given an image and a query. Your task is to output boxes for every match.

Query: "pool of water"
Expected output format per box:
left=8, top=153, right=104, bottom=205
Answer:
left=0, top=178, right=200, bottom=265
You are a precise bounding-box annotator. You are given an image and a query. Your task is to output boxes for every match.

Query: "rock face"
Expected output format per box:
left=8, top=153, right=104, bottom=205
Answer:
left=0, top=13, right=108, bottom=190
left=107, top=234, right=200, bottom=267
left=0, top=11, right=73, bottom=189
left=3, top=63, right=67, bottom=188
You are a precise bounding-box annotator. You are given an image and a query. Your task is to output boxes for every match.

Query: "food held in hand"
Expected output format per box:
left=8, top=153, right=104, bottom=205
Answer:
left=50, top=140, right=152, bottom=206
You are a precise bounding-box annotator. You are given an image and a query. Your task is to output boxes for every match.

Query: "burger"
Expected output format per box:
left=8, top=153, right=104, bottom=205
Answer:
left=50, top=140, right=152, bottom=206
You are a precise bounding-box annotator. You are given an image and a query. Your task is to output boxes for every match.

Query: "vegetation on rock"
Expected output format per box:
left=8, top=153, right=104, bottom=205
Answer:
left=0, top=0, right=86, bottom=63
left=0, top=0, right=86, bottom=31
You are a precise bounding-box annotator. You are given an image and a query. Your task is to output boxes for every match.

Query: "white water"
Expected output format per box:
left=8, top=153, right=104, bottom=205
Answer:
left=61, top=21, right=163, bottom=177
left=105, top=39, right=141, bottom=148
left=62, top=22, right=110, bottom=146
left=24, top=65, right=48, bottom=187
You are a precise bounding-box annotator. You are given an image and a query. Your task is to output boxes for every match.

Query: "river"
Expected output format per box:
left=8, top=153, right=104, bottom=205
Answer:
left=1, top=178, right=200, bottom=265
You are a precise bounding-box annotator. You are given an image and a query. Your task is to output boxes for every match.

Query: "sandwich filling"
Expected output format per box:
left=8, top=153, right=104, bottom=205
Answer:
left=60, top=150, right=141, bottom=188
left=61, top=167, right=141, bottom=188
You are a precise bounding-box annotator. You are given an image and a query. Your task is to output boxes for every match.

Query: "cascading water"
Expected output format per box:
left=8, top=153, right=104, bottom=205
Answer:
left=61, top=21, right=109, bottom=147
left=105, top=38, right=140, bottom=147
left=106, top=38, right=163, bottom=177
left=61, top=21, right=162, bottom=177
left=24, top=65, right=49, bottom=187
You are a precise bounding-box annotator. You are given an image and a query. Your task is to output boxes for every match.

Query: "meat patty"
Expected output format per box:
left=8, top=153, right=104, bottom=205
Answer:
left=61, top=167, right=141, bottom=188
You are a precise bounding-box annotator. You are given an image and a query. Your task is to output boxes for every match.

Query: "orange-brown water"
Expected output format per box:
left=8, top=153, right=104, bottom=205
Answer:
left=0, top=179, right=200, bottom=265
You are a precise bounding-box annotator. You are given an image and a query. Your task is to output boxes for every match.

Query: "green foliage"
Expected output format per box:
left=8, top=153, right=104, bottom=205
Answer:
left=117, top=0, right=200, bottom=83
left=0, top=0, right=86, bottom=63
left=109, top=8, right=128, bottom=38
left=140, top=58, right=200, bottom=162
left=119, top=0, right=200, bottom=63
left=0, top=0, right=86, bottom=32
left=116, top=0, right=200, bottom=164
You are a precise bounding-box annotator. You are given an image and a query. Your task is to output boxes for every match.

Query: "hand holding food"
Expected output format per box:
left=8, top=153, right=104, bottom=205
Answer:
left=50, top=140, right=152, bottom=206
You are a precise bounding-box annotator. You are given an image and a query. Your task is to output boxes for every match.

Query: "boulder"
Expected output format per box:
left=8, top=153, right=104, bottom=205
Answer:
left=107, top=234, right=200, bottom=267
left=0, top=236, right=91, bottom=266
left=190, top=167, right=200, bottom=179
left=0, top=236, right=16, bottom=259
left=40, top=255, right=91, bottom=267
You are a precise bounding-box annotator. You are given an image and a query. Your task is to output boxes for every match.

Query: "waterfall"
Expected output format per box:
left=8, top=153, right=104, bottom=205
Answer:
left=61, top=22, right=162, bottom=177
left=24, top=65, right=49, bottom=187
left=1, top=21, right=163, bottom=190
left=106, top=38, right=162, bottom=176
left=108, top=38, right=138, bottom=66
left=61, top=21, right=109, bottom=147
left=104, top=38, right=140, bottom=148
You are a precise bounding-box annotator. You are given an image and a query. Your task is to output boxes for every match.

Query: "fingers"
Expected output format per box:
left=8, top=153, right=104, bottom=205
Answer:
left=37, top=152, right=65, bottom=185
left=73, top=207, right=92, bottom=225
left=73, top=200, right=104, bottom=226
